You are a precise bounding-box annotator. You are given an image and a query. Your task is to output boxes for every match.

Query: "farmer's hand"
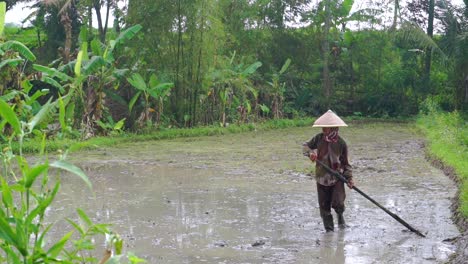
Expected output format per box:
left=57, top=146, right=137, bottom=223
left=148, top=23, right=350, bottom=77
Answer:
left=309, top=152, right=317, bottom=162
left=347, top=178, right=354, bottom=189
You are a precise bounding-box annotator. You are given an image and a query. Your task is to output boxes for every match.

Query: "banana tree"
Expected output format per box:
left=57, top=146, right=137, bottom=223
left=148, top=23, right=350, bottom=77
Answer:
left=127, top=73, right=174, bottom=127
left=268, top=58, right=291, bottom=119
left=70, top=24, right=142, bottom=136
left=207, top=52, right=262, bottom=126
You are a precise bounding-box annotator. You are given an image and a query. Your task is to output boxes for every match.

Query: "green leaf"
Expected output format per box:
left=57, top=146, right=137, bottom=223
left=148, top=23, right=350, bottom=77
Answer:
left=58, top=96, right=66, bottom=133
left=1, top=41, right=36, bottom=61
left=279, top=58, right=291, bottom=75
left=50, top=160, right=92, bottom=189
left=149, top=83, right=172, bottom=100
left=15, top=219, right=26, bottom=253
left=0, top=217, right=26, bottom=256
left=26, top=204, right=45, bottom=226
left=114, top=118, right=126, bottom=130
left=79, top=26, right=88, bottom=45
left=241, top=61, right=262, bottom=76
left=245, top=101, right=252, bottom=113
left=109, top=24, right=142, bottom=55
left=36, top=224, right=53, bottom=250
left=40, top=132, right=46, bottom=155
left=260, top=104, right=270, bottom=114
left=41, top=76, right=64, bottom=93
left=340, top=0, right=354, bottom=17
left=75, top=50, right=83, bottom=77
left=77, top=208, right=92, bottom=226
left=81, top=40, right=89, bottom=61
left=1, top=177, right=13, bottom=208
left=0, top=2, right=5, bottom=36
left=0, top=91, right=20, bottom=102
left=127, top=73, right=147, bottom=91
left=90, top=39, right=103, bottom=56
left=65, top=218, right=84, bottom=235
left=343, top=30, right=354, bottom=46
left=27, top=89, right=49, bottom=106
left=47, top=231, right=73, bottom=258
left=25, top=163, right=49, bottom=188
left=148, top=74, right=159, bottom=88
left=83, top=56, right=107, bottom=75
left=65, top=102, right=75, bottom=125
left=3, top=247, right=21, bottom=264
left=128, top=252, right=147, bottom=263
left=21, top=79, right=33, bottom=94
left=113, top=68, right=129, bottom=79
left=27, top=98, right=54, bottom=133
left=0, top=98, right=22, bottom=135
left=0, top=58, right=24, bottom=70
left=38, top=181, right=60, bottom=213
left=33, top=64, right=73, bottom=82
left=129, top=91, right=142, bottom=112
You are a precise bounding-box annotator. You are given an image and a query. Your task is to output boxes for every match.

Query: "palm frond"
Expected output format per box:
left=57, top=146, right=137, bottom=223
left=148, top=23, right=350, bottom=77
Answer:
left=0, top=41, right=36, bottom=61
left=396, top=22, right=447, bottom=60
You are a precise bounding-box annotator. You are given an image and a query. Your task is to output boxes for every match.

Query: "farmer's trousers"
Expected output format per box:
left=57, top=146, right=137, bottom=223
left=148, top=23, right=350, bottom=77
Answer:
left=317, top=182, right=346, bottom=218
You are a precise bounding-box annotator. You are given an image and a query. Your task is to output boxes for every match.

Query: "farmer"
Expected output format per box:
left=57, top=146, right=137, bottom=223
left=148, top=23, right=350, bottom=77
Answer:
left=302, top=110, right=354, bottom=232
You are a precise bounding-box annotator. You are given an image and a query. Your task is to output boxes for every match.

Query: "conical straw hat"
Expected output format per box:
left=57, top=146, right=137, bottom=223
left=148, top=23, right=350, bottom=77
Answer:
left=312, top=110, right=348, bottom=127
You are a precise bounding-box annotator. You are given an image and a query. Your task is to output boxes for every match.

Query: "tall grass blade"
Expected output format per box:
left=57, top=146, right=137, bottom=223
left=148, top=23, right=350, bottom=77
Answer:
left=1, top=177, right=13, bottom=208
left=65, top=218, right=85, bottom=235
left=47, top=231, right=73, bottom=258
left=77, top=208, right=92, bottom=226
left=27, top=98, right=54, bottom=133
left=0, top=2, right=5, bottom=36
left=25, top=164, right=49, bottom=188
left=50, top=160, right=92, bottom=189
left=0, top=98, right=22, bottom=135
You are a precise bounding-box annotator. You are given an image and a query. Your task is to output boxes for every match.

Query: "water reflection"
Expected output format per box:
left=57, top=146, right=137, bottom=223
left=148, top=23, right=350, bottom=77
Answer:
left=319, top=232, right=345, bottom=264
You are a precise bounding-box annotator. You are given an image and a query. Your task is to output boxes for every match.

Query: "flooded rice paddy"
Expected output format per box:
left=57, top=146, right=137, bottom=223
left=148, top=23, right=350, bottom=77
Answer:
left=52, top=123, right=459, bottom=263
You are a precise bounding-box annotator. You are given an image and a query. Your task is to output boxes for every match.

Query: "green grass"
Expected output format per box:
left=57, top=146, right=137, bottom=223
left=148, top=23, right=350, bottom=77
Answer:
left=12, top=118, right=315, bottom=154
left=11, top=117, right=415, bottom=155
left=417, top=111, right=468, bottom=217
left=4, top=26, right=43, bottom=48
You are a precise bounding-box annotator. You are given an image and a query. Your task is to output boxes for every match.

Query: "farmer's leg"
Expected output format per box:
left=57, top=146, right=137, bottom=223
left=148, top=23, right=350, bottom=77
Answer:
left=331, top=181, right=347, bottom=228
left=317, top=183, right=334, bottom=232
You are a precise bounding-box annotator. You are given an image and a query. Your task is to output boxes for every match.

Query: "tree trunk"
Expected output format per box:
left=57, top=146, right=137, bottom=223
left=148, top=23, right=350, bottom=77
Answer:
left=322, top=0, right=332, bottom=108
left=424, top=0, right=434, bottom=93
left=93, top=0, right=110, bottom=43
left=61, top=12, right=72, bottom=63
left=172, top=0, right=183, bottom=123
left=391, top=0, right=400, bottom=31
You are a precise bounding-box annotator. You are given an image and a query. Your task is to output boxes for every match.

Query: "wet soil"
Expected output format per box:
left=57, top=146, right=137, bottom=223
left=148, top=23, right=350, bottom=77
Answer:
left=51, top=123, right=460, bottom=263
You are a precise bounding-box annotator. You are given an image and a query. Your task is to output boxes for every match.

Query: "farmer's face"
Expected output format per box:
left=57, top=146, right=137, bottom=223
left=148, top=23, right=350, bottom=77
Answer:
left=322, top=127, right=333, bottom=135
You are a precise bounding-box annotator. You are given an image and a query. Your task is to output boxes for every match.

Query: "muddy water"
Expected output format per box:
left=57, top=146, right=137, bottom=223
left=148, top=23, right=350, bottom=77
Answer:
left=51, top=123, right=459, bottom=263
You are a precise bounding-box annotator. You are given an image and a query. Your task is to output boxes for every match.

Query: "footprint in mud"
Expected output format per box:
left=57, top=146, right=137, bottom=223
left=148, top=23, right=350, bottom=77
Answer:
left=252, top=240, right=266, bottom=247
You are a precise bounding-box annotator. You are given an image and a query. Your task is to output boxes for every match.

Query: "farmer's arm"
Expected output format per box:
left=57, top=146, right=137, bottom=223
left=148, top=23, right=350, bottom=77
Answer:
left=340, top=140, right=354, bottom=188
left=303, top=134, right=321, bottom=161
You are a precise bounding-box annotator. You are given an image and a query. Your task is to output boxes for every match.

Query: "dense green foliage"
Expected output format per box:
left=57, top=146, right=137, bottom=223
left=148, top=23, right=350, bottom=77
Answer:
left=0, top=0, right=466, bottom=136
left=417, top=101, right=468, bottom=217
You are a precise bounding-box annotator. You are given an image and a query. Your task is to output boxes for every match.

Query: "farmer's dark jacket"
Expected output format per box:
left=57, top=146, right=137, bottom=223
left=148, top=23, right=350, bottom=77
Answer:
left=303, top=133, right=353, bottom=185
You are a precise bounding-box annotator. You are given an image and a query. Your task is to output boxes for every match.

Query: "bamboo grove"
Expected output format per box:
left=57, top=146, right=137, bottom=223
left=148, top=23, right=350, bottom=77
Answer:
left=1, top=0, right=467, bottom=139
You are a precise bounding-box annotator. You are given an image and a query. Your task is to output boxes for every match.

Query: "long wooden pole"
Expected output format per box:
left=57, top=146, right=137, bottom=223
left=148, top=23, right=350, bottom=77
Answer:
left=314, top=159, right=426, bottom=237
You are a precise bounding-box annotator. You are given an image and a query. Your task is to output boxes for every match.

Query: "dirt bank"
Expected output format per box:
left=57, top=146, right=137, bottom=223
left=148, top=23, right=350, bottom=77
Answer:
left=427, top=154, right=468, bottom=264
